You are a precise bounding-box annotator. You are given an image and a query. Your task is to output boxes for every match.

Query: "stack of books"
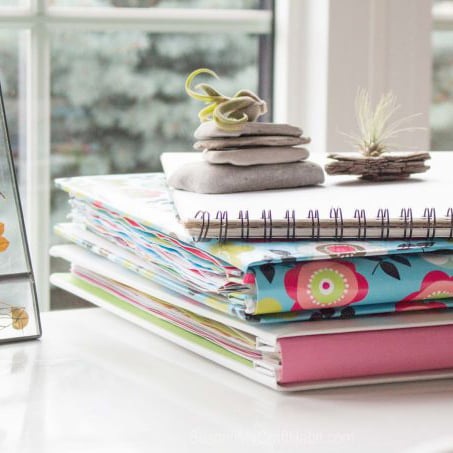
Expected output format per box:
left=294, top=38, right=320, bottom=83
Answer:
left=50, top=153, right=453, bottom=391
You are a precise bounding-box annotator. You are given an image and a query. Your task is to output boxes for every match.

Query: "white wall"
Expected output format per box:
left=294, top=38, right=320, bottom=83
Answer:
left=274, top=0, right=433, bottom=153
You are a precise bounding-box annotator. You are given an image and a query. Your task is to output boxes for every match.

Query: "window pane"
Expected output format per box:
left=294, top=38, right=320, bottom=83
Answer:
left=0, top=0, right=27, bottom=6
left=49, top=0, right=265, bottom=9
left=431, top=30, right=453, bottom=150
left=50, top=30, right=271, bottom=309
left=0, top=31, right=24, bottom=188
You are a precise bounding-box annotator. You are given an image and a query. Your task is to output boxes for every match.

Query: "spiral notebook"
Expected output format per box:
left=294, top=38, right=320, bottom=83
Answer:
left=161, top=152, right=453, bottom=241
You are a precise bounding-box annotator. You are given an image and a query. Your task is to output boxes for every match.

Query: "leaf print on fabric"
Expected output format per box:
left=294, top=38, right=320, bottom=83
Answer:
left=340, top=306, right=356, bottom=319
left=368, top=255, right=409, bottom=280
left=260, top=264, right=275, bottom=283
left=398, top=241, right=435, bottom=251
left=309, top=308, right=336, bottom=321
left=399, top=271, right=453, bottom=303
left=284, top=261, right=368, bottom=311
left=379, top=261, right=401, bottom=280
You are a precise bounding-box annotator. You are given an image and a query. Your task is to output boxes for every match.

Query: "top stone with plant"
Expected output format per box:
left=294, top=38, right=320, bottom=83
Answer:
left=166, top=68, right=324, bottom=193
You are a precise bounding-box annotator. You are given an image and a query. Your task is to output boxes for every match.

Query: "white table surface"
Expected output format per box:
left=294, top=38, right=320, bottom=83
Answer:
left=3, top=308, right=453, bottom=453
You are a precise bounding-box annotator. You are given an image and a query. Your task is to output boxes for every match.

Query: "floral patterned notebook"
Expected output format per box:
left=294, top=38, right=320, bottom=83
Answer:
left=55, top=173, right=453, bottom=323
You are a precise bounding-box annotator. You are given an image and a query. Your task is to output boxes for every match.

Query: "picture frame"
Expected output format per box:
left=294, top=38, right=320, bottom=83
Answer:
left=0, top=84, right=41, bottom=343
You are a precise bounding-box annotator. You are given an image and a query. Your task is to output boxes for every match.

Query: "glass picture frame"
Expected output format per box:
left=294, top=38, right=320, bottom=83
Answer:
left=0, top=84, right=41, bottom=343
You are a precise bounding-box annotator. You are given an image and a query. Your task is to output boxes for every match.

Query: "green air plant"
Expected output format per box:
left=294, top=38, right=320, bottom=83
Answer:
left=346, top=89, right=422, bottom=157
left=185, top=68, right=267, bottom=131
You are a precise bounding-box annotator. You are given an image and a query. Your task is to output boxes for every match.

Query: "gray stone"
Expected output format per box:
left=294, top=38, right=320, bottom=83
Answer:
left=203, top=147, right=309, bottom=166
left=194, top=135, right=310, bottom=151
left=194, top=121, right=303, bottom=140
left=167, top=161, right=324, bottom=194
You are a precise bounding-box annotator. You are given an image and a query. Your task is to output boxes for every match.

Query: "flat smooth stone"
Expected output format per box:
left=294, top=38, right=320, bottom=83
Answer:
left=194, top=121, right=303, bottom=140
left=167, top=161, right=324, bottom=194
left=203, top=147, right=309, bottom=166
left=194, top=135, right=310, bottom=150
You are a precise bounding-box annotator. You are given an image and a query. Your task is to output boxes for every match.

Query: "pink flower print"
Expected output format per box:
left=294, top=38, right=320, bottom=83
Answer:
left=398, top=271, right=453, bottom=307
left=284, top=260, right=368, bottom=311
left=396, top=300, right=447, bottom=312
left=315, top=243, right=367, bottom=258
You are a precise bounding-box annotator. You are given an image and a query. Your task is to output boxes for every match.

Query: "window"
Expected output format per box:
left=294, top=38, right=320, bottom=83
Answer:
left=0, top=0, right=274, bottom=310
left=432, top=0, right=453, bottom=150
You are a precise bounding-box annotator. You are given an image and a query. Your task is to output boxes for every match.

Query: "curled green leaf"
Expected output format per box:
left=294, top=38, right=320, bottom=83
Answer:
left=185, top=68, right=268, bottom=131
left=198, top=102, right=216, bottom=123
left=213, top=97, right=252, bottom=128
left=195, top=83, right=226, bottom=102
left=185, top=68, right=220, bottom=103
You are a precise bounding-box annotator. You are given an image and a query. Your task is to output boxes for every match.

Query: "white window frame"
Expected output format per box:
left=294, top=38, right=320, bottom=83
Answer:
left=274, top=0, right=434, bottom=154
left=433, top=0, right=453, bottom=30
left=0, top=1, right=273, bottom=311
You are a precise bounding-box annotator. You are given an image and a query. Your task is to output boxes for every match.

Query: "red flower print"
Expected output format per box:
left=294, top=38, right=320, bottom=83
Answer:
left=397, top=271, right=453, bottom=309
left=243, top=272, right=256, bottom=285
left=284, top=260, right=368, bottom=311
left=396, top=300, right=447, bottom=312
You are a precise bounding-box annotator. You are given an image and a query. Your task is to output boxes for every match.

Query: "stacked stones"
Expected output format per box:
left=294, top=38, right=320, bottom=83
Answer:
left=195, top=121, right=311, bottom=166
left=168, top=121, right=325, bottom=194
left=325, top=151, right=431, bottom=181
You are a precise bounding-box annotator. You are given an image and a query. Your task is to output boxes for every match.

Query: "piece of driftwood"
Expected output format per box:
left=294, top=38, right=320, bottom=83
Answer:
left=325, top=152, right=431, bottom=181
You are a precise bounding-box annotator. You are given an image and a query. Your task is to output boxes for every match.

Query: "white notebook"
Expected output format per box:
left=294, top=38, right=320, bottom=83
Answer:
left=161, top=152, right=453, bottom=241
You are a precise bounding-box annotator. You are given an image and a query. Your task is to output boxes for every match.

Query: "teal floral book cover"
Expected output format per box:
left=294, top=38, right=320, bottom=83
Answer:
left=56, top=172, right=453, bottom=324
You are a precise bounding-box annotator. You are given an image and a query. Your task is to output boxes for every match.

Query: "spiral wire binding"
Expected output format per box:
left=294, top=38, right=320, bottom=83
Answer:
left=216, top=210, right=228, bottom=242
left=400, top=208, right=413, bottom=240
left=424, top=208, right=437, bottom=240
left=194, top=207, right=453, bottom=241
left=238, top=210, right=250, bottom=241
left=194, top=210, right=210, bottom=242
left=329, top=208, right=343, bottom=240
left=308, top=209, right=320, bottom=240
left=354, top=209, right=367, bottom=239
left=261, top=210, right=273, bottom=240
left=377, top=208, right=390, bottom=239
left=285, top=210, right=296, bottom=240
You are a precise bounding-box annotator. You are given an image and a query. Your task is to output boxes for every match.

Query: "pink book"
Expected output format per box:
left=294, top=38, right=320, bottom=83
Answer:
left=279, top=325, right=453, bottom=384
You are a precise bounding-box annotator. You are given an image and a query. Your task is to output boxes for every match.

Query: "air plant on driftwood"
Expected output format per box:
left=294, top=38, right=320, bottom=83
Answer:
left=325, top=89, right=430, bottom=181
left=346, top=89, right=422, bottom=157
